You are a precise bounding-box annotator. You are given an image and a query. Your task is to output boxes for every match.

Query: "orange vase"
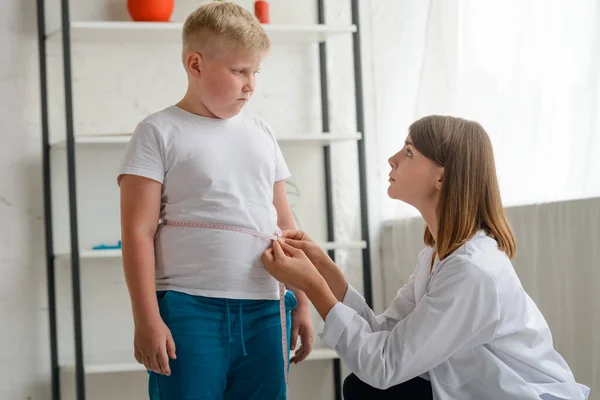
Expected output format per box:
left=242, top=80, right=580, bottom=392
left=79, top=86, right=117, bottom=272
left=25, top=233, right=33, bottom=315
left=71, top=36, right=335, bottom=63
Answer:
left=127, top=0, right=174, bottom=22
left=254, top=1, right=269, bottom=24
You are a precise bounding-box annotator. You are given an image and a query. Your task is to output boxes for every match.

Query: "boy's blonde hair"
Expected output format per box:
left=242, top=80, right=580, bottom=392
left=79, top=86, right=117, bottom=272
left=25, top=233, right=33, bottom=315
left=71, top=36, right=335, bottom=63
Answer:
left=182, top=1, right=271, bottom=60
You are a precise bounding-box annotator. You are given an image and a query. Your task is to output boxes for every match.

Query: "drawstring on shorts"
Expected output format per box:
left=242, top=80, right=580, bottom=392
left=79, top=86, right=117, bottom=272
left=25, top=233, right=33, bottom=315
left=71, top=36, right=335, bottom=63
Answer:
left=225, top=299, right=247, bottom=356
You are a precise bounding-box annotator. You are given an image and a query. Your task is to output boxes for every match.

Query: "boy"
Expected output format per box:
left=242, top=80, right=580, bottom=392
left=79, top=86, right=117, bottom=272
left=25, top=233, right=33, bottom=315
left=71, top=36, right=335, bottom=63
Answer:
left=117, top=2, right=314, bottom=399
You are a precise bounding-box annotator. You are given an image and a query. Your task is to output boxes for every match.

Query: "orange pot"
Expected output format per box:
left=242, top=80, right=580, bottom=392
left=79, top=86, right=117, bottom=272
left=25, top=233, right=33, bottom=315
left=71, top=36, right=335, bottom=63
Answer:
left=127, top=0, right=174, bottom=22
left=254, top=1, right=269, bottom=24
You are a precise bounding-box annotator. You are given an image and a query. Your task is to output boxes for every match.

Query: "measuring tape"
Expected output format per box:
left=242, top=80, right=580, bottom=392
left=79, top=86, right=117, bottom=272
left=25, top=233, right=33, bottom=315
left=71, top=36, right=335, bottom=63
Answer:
left=162, top=219, right=290, bottom=385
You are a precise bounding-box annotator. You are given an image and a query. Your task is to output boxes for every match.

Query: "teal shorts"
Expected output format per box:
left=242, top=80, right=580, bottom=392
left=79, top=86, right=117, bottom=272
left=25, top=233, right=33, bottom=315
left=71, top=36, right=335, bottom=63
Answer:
left=148, top=290, right=297, bottom=400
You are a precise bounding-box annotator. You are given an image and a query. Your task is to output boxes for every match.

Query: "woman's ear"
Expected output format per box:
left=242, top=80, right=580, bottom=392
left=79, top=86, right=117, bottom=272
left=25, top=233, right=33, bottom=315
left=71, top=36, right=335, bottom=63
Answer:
left=435, top=167, right=444, bottom=191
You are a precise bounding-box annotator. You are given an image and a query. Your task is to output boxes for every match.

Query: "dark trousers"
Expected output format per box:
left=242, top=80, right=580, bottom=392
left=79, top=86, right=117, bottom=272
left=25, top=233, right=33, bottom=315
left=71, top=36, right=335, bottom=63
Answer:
left=343, top=373, right=433, bottom=400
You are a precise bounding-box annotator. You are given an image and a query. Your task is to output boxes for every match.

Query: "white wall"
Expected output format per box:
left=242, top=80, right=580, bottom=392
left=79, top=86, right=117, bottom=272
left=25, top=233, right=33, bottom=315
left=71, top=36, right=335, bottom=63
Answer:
left=0, top=0, right=54, bottom=398
left=0, top=0, right=387, bottom=399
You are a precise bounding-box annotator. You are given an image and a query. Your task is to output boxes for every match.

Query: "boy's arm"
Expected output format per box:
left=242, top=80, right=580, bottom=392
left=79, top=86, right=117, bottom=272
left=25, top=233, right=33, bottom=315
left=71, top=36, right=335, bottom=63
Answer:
left=273, top=180, right=304, bottom=294
left=273, top=180, right=314, bottom=363
left=120, top=174, right=162, bottom=323
left=120, top=174, right=176, bottom=375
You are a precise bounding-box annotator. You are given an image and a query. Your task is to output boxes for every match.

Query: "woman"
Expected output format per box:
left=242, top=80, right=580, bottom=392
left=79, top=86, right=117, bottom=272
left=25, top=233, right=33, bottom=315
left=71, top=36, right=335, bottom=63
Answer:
left=262, top=116, right=590, bottom=400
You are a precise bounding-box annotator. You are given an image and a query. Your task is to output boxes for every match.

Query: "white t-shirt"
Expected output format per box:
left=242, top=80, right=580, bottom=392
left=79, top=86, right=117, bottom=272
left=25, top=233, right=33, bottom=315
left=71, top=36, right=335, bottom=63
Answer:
left=118, top=105, right=290, bottom=300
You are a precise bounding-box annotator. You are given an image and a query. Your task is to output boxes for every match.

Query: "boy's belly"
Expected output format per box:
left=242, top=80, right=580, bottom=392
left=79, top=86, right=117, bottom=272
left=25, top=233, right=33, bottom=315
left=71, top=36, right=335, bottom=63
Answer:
left=153, top=225, right=280, bottom=300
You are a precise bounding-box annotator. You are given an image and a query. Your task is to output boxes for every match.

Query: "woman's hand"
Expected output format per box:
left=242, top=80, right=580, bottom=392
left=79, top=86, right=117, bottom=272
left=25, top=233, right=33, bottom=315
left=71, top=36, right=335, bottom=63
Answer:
left=262, top=240, right=323, bottom=293
left=262, top=240, right=339, bottom=321
left=281, top=230, right=349, bottom=302
left=280, top=230, right=332, bottom=272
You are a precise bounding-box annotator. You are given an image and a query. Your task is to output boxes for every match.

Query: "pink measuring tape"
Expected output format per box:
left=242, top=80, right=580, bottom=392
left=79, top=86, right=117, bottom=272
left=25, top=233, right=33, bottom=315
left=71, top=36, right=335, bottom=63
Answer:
left=162, top=219, right=290, bottom=384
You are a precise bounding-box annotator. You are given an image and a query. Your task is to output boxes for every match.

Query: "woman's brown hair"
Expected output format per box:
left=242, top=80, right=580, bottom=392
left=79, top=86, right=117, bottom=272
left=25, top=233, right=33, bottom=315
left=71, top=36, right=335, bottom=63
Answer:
left=409, top=115, right=516, bottom=259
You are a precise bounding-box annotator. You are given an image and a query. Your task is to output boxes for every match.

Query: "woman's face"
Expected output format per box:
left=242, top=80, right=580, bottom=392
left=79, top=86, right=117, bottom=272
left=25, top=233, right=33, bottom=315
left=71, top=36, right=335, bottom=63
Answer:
left=387, top=134, right=444, bottom=208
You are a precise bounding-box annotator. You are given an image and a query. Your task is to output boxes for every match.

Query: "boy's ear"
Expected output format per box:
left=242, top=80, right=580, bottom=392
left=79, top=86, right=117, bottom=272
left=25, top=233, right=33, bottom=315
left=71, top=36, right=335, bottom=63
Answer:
left=186, top=52, right=203, bottom=77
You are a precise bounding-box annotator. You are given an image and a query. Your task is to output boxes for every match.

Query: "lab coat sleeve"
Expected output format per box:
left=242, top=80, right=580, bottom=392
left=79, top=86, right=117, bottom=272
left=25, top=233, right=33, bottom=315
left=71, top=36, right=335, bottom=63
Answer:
left=342, top=268, right=417, bottom=332
left=321, top=257, right=500, bottom=390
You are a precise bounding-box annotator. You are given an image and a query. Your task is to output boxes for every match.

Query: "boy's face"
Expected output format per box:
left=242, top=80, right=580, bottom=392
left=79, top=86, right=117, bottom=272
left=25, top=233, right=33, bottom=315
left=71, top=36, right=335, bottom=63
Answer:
left=190, top=48, right=264, bottom=119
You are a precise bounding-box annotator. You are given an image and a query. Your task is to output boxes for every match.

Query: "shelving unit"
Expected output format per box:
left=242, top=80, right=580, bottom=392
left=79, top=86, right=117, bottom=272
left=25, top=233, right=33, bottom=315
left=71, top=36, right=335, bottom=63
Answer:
left=36, top=1, right=371, bottom=400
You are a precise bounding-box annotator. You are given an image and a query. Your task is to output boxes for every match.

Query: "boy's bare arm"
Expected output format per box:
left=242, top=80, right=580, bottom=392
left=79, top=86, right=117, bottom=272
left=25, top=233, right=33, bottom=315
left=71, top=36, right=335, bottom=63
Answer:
left=273, top=180, right=314, bottom=362
left=272, top=180, right=309, bottom=306
left=273, top=180, right=296, bottom=232
left=273, top=180, right=305, bottom=295
left=119, top=174, right=162, bottom=324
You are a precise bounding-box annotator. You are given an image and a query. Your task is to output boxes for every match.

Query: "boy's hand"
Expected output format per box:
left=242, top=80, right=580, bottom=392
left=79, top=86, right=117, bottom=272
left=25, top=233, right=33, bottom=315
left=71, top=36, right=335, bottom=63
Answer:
left=290, top=305, right=314, bottom=364
left=134, top=317, right=176, bottom=376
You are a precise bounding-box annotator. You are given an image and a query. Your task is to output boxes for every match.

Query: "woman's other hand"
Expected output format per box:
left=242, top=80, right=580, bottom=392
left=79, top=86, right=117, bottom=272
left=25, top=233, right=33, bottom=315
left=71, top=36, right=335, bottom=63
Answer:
left=280, top=230, right=349, bottom=301
left=262, top=240, right=324, bottom=293
left=262, top=240, right=339, bottom=320
left=280, top=230, right=333, bottom=272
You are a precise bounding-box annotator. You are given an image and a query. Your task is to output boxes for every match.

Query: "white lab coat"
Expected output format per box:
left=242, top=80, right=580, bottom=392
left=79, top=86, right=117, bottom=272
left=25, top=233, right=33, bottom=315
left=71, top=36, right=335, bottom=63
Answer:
left=321, top=231, right=591, bottom=400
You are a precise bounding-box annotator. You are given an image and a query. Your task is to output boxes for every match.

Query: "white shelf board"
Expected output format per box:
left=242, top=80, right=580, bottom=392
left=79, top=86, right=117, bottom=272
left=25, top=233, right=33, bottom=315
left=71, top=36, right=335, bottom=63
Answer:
left=47, top=22, right=356, bottom=44
left=51, top=135, right=132, bottom=146
left=55, top=241, right=366, bottom=261
left=50, top=132, right=362, bottom=148
left=54, top=249, right=121, bottom=261
left=278, top=133, right=362, bottom=145
left=61, top=348, right=338, bottom=374
left=319, top=241, right=367, bottom=250
left=63, top=361, right=143, bottom=375
left=305, top=347, right=339, bottom=361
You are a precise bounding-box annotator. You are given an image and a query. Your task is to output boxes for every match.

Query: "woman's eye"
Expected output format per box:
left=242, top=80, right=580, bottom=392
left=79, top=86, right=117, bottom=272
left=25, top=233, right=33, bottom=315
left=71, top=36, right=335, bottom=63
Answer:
left=406, top=148, right=413, bottom=156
